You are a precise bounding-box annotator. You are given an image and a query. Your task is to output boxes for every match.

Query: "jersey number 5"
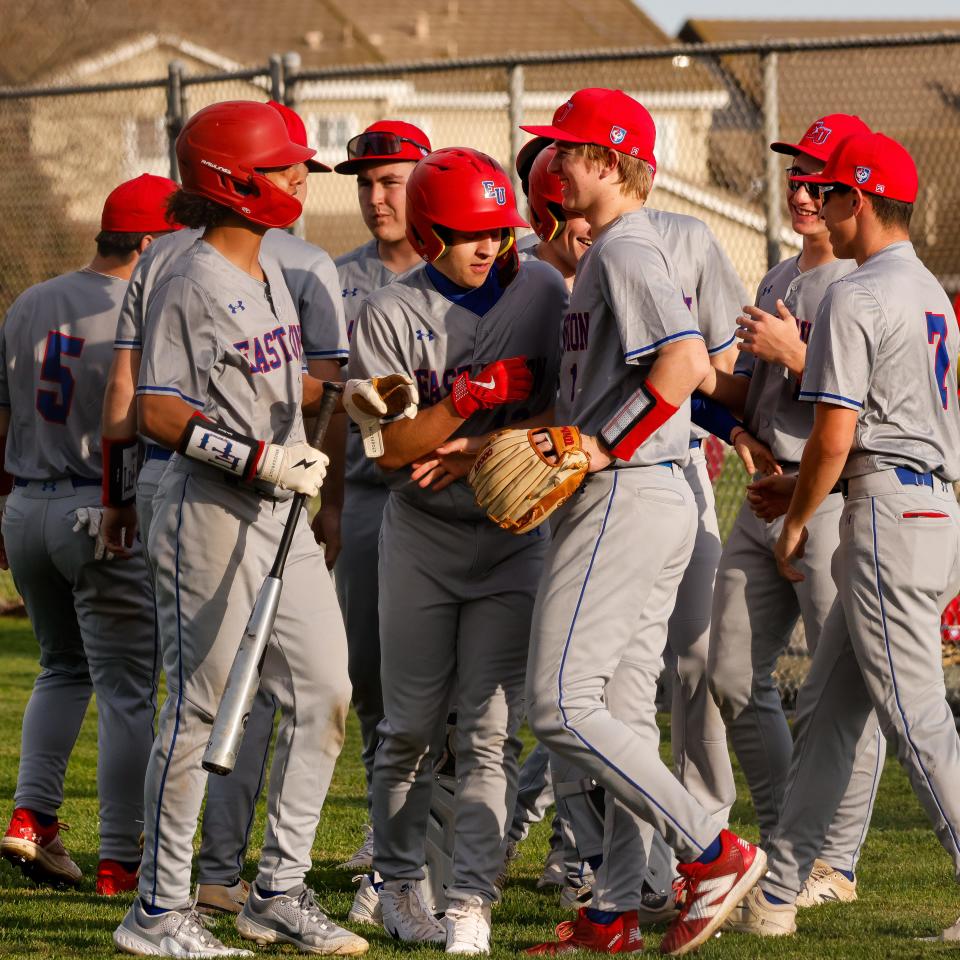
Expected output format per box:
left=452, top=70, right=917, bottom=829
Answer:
left=36, top=331, right=85, bottom=424
left=926, top=312, right=950, bottom=411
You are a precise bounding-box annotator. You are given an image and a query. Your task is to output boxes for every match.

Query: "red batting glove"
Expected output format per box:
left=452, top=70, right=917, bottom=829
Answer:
left=450, top=356, right=533, bottom=418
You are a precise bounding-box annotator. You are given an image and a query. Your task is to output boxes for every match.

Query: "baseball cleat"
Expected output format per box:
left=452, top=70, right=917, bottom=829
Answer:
left=635, top=879, right=680, bottom=925
left=236, top=883, right=369, bottom=955
left=722, top=886, right=796, bottom=936
left=114, top=898, right=253, bottom=957
left=96, top=858, right=139, bottom=896
left=338, top=824, right=374, bottom=872
left=1, top=808, right=82, bottom=888
left=197, top=878, right=251, bottom=915
left=559, top=873, right=593, bottom=911
left=525, top=908, right=644, bottom=955
left=659, top=830, right=767, bottom=956
left=348, top=873, right=383, bottom=926
left=795, top=859, right=857, bottom=907
left=494, top=840, right=519, bottom=899
left=379, top=879, right=446, bottom=943
left=445, top=895, right=492, bottom=955
left=536, top=846, right=568, bottom=889
left=919, top=915, right=960, bottom=941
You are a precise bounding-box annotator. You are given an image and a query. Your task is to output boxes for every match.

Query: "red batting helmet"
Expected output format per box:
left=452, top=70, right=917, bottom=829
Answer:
left=405, top=147, right=528, bottom=262
left=176, top=100, right=316, bottom=229
left=527, top=145, right=568, bottom=242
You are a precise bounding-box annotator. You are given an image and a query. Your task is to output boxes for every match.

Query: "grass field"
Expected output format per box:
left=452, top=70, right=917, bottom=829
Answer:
left=2, top=617, right=960, bottom=958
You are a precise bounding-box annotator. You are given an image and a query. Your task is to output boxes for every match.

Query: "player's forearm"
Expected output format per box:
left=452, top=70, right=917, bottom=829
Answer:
left=709, top=344, right=737, bottom=375
left=379, top=397, right=464, bottom=470
left=138, top=395, right=201, bottom=450
left=646, top=338, right=711, bottom=405
left=783, top=342, right=806, bottom=380
left=102, top=349, right=141, bottom=438
left=697, top=368, right=749, bottom=419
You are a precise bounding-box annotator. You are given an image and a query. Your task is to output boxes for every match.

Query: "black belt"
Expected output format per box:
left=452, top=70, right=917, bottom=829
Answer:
left=14, top=475, right=99, bottom=488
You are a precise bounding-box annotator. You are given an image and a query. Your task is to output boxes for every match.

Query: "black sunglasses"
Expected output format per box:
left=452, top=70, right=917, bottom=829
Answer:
left=785, top=166, right=826, bottom=200
left=346, top=131, right=430, bottom=161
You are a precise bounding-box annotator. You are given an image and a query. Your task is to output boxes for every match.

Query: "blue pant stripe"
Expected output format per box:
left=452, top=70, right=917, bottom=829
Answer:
left=149, top=478, right=190, bottom=905
left=556, top=472, right=702, bottom=852
left=871, top=496, right=960, bottom=856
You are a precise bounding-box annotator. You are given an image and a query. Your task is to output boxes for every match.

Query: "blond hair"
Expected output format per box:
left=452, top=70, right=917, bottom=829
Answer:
left=578, top=144, right=653, bottom=201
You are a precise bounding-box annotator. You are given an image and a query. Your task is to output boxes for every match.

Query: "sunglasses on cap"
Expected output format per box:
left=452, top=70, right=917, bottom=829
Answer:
left=346, top=130, right=430, bottom=161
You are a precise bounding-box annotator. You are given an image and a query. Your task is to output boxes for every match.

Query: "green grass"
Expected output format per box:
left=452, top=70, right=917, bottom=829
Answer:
left=1, top=618, right=959, bottom=958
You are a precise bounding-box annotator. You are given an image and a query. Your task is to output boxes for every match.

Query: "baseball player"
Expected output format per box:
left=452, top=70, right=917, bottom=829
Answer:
left=703, top=114, right=885, bottom=906
left=729, top=132, right=960, bottom=943
left=515, top=88, right=764, bottom=957
left=330, top=120, right=432, bottom=874
left=112, top=100, right=414, bottom=958
left=100, top=101, right=349, bottom=916
left=349, top=146, right=566, bottom=954
left=0, top=175, right=178, bottom=896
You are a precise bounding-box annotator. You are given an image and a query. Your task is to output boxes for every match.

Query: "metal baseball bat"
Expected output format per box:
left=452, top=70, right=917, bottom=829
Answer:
left=202, top=381, right=344, bottom=776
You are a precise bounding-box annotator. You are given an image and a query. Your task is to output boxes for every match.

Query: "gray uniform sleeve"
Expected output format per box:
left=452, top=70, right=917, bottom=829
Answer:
left=349, top=299, right=409, bottom=380
left=115, top=255, right=147, bottom=349
left=296, top=251, right=349, bottom=363
left=798, top=281, right=876, bottom=412
left=600, top=236, right=703, bottom=363
left=697, top=228, right=746, bottom=355
left=137, top=276, right=218, bottom=410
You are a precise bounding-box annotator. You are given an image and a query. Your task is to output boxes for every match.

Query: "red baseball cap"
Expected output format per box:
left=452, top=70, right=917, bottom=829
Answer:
left=793, top=131, right=918, bottom=203
left=100, top=174, right=181, bottom=233
left=267, top=100, right=331, bottom=172
left=520, top=88, right=656, bottom=168
left=334, top=120, right=432, bottom=175
left=771, top=113, right=871, bottom=162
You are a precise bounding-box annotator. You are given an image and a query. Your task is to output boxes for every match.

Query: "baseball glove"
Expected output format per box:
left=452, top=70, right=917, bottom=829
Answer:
left=469, top=426, right=590, bottom=534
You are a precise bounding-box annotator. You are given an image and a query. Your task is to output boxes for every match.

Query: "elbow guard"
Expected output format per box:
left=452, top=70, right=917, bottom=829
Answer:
left=600, top=381, right=679, bottom=462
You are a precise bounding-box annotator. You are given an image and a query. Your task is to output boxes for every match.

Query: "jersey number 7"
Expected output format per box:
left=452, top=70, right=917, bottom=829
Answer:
left=926, top=312, right=950, bottom=411
left=36, top=330, right=85, bottom=424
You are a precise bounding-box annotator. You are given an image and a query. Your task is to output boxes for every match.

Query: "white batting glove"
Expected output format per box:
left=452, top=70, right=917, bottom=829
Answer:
left=343, top=375, right=419, bottom=458
left=72, top=506, right=113, bottom=561
left=256, top=442, right=328, bottom=497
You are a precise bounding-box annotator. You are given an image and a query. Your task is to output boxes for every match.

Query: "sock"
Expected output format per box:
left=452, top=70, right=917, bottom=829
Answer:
left=837, top=868, right=854, bottom=881
left=762, top=891, right=787, bottom=905
left=140, top=898, right=170, bottom=916
left=32, top=812, right=58, bottom=828
left=118, top=859, right=140, bottom=873
left=585, top=908, right=621, bottom=925
left=586, top=854, right=604, bottom=872
left=695, top=835, right=722, bottom=864
left=256, top=883, right=286, bottom=898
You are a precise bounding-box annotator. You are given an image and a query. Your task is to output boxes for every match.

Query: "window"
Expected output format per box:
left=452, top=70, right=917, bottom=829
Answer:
left=122, top=116, right=168, bottom=177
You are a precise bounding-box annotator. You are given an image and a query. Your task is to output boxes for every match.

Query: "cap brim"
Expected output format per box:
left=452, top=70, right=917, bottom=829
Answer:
left=333, top=155, right=422, bottom=175
left=306, top=158, right=332, bottom=173
left=792, top=172, right=833, bottom=185
left=519, top=124, right=593, bottom=144
left=770, top=140, right=801, bottom=156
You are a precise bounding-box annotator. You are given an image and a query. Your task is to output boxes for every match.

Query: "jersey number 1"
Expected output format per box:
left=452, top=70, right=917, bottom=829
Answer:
left=926, top=312, right=949, bottom=410
left=36, top=331, right=85, bottom=424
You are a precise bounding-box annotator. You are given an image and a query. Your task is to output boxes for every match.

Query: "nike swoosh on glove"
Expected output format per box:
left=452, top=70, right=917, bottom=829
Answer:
left=451, top=356, right=533, bottom=418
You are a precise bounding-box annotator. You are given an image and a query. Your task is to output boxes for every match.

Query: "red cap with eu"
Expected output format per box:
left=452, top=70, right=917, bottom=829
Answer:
left=100, top=174, right=181, bottom=233
left=521, top=88, right=657, bottom=167
left=770, top=113, right=871, bottom=162
left=793, top=131, right=918, bottom=203
left=267, top=100, right=331, bottom=172
left=335, top=120, right=432, bottom=174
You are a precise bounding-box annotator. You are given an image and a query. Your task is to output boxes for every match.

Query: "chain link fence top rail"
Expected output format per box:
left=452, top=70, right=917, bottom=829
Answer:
left=1, top=32, right=959, bottom=705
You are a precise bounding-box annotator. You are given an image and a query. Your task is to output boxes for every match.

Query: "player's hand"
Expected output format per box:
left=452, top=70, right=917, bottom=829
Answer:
left=566, top=432, right=611, bottom=473
left=343, top=375, right=418, bottom=423
left=736, top=300, right=805, bottom=374
left=775, top=520, right=808, bottom=582
left=310, top=501, right=341, bottom=569
left=451, top=357, right=533, bottom=418
left=746, top=474, right=797, bottom=522
left=256, top=442, right=329, bottom=497
left=101, top=504, right=138, bottom=559
left=72, top=506, right=116, bottom=561
left=411, top=436, right=486, bottom=491
left=732, top=427, right=782, bottom=478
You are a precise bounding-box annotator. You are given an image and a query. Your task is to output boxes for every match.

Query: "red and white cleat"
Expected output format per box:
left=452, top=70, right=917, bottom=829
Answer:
left=0, top=807, right=82, bottom=888
left=96, top=858, right=139, bottom=896
left=659, top=830, right=767, bottom=956
left=526, top=908, right=644, bottom=955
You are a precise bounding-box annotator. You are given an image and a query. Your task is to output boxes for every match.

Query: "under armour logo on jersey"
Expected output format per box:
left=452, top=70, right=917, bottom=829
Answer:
left=761, top=284, right=774, bottom=298
left=805, top=120, right=832, bottom=145
left=610, top=125, right=627, bottom=145
left=416, top=329, right=436, bottom=341
left=227, top=299, right=245, bottom=314
left=855, top=166, right=871, bottom=185
left=482, top=180, right=506, bottom=205
left=342, top=287, right=360, bottom=298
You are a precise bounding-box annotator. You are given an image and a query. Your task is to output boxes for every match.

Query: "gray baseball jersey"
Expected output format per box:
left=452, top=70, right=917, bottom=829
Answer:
left=556, top=210, right=701, bottom=466
left=801, top=240, right=960, bottom=480
left=736, top=256, right=856, bottom=462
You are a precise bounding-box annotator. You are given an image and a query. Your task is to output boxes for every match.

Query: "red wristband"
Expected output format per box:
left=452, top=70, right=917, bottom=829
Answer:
left=451, top=372, right=481, bottom=419
left=601, top=380, right=679, bottom=462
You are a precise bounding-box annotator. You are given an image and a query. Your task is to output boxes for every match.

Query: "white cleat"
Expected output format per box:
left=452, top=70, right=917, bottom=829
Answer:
left=348, top=873, right=383, bottom=926
left=380, top=880, right=446, bottom=943
left=795, top=859, right=857, bottom=908
left=196, top=878, right=250, bottom=915
left=445, top=895, right=491, bottom=955
left=114, top=898, right=253, bottom=957
left=723, top=886, right=797, bottom=937
left=338, top=824, right=375, bottom=872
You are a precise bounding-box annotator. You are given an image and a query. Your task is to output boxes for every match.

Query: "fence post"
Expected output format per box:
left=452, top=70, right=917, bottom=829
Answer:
left=283, top=51, right=302, bottom=108
left=279, top=52, right=306, bottom=238
left=269, top=54, right=284, bottom=103
left=166, top=60, right=186, bottom=183
left=762, top=51, right=781, bottom=269
left=508, top=63, right=525, bottom=205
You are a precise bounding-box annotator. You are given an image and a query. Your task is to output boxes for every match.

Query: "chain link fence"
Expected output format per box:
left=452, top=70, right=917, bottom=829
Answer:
left=1, top=32, right=959, bottom=703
